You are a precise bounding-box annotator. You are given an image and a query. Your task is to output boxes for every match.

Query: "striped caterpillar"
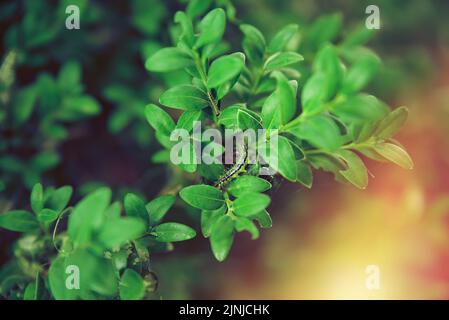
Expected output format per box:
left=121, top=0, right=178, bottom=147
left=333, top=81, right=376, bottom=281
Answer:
left=214, top=142, right=248, bottom=189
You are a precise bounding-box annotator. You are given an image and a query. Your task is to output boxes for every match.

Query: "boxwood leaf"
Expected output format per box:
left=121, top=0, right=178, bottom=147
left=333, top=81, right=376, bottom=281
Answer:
left=296, top=161, right=313, bottom=188
left=337, top=150, right=368, bottom=189
left=195, top=8, right=226, bottom=48
left=201, top=205, right=226, bottom=238
left=313, top=44, right=343, bottom=99
left=179, top=184, right=224, bottom=210
left=233, top=193, right=271, bottom=217
left=252, top=210, right=272, bottom=228
left=240, top=24, right=266, bottom=64
left=119, top=269, right=146, bottom=300
left=237, top=108, right=262, bottom=130
left=268, top=24, right=298, bottom=53
left=47, top=186, right=73, bottom=213
left=373, top=143, right=413, bottom=170
left=145, top=47, right=193, bottom=72
left=228, top=176, right=271, bottom=197
left=37, top=208, right=59, bottom=223
left=30, top=183, right=44, bottom=214
left=68, top=187, right=111, bottom=246
left=287, top=115, right=342, bottom=151
left=0, top=210, right=39, bottom=233
left=207, top=53, right=245, bottom=89
left=98, top=217, right=146, bottom=248
left=374, top=106, right=408, bottom=139
left=176, top=110, right=203, bottom=132
left=264, top=52, right=304, bottom=71
left=260, top=136, right=297, bottom=181
left=262, top=73, right=296, bottom=128
left=159, top=85, right=209, bottom=111
left=210, top=215, right=235, bottom=261
left=153, top=222, right=196, bottom=242
left=342, top=50, right=381, bottom=94
left=235, top=217, right=259, bottom=240
left=124, top=193, right=149, bottom=228
left=145, top=104, right=175, bottom=137
left=146, top=195, right=176, bottom=226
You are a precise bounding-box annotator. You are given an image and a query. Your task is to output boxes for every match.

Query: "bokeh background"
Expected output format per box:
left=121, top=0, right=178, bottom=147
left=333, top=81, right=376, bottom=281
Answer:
left=1, top=0, right=449, bottom=299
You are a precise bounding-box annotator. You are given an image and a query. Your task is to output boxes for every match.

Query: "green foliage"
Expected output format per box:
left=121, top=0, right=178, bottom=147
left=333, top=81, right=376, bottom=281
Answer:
left=0, top=0, right=414, bottom=300
left=0, top=184, right=195, bottom=300
left=144, top=3, right=412, bottom=263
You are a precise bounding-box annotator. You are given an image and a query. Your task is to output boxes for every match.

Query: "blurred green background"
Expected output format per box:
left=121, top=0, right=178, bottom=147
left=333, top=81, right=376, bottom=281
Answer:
left=1, top=0, right=449, bottom=299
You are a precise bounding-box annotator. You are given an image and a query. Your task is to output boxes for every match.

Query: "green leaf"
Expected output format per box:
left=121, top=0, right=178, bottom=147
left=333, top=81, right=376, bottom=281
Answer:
left=342, top=51, right=381, bottom=94
left=146, top=195, right=176, bottom=226
left=374, top=106, right=408, bottom=139
left=159, top=85, right=209, bottom=111
left=252, top=210, right=272, bottom=228
left=332, top=94, right=389, bottom=123
left=119, top=269, right=146, bottom=300
left=228, top=176, right=271, bottom=197
left=337, top=150, right=368, bottom=189
left=305, top=13, right=342, bottom=50
left=60, top=95, right=101, bottom=119
left=260, top=136, right=297, bottom=181
left=153, top=222, right=196, bottom=242
left=0, top=210, right=39, bottom=233
left=296, top=161, right=313, bottom=188
left=195, top=8, right=226, bottom=48
left=23, top=283, right=37, bottom=300
left=37, top=208, right=59, bottom=223
left=240, top=24, right=266, bottom=64
left=235, top=217, right=259, bottom=240
left=48, top=256, right=77, bottom=300
left=151, top=150, right=170, bottom=164
left=58, top=61, right=81, bottom=92
left=30, top=183, right=44, bottom=214
left=217, top=104, right=244, bottom=128
left=187, top=0, right=212, bottom=18
left=301, top=72, right=329, bottom=115
left=177, top=140, right=198, bottom=173
left=176, top=110, right=203, bottom=132
left=207, top=53, right=245, bottom=89
left=98, top=217, right=146, bottom=248
left=201, top=205, right=226, bottom=238
left=237, top=108, right=262, bottom=130
left=262, top=73, right=296, bottom=128
left=198, top=163, right=225, bottom=180
left=233, top=193, right=271, bottom=217
left=179, top=184, right=224, bottom=210
left=341, top=26, right=375, bottom=48
left=313, top=44, right=343, bottom=99
left=268, top=24, right=299, bottom=53
left=145, top=104, right=175, bottom=137
left=264, top=52, right=304, bottom=71
left=12, top=86, right=36, bottom=126
left=174, top=11, right=195, bottom=46
left=287, top=115, right=342, bottom=151
left=68, top=187, right=111, bottom=246
left=145, top=47, right=193, bottom=72
left=50, top=249, right=118, bottom=299
left=47, top=186, right=73, bottom=213
left=124, top=193, right=149, bottom=228
left=210, top=215, right=235, bottom=261
left=373, top=143, right=413, bottom=170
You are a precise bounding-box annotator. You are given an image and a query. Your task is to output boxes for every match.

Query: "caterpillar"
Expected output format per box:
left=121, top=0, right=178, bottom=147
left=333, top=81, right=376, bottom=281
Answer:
left=214, top=142, right=248, bottom=189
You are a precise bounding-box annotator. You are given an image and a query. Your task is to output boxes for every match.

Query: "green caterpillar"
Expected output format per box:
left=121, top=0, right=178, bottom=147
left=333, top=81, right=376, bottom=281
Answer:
left=214, top=142, right=248, bottom=189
